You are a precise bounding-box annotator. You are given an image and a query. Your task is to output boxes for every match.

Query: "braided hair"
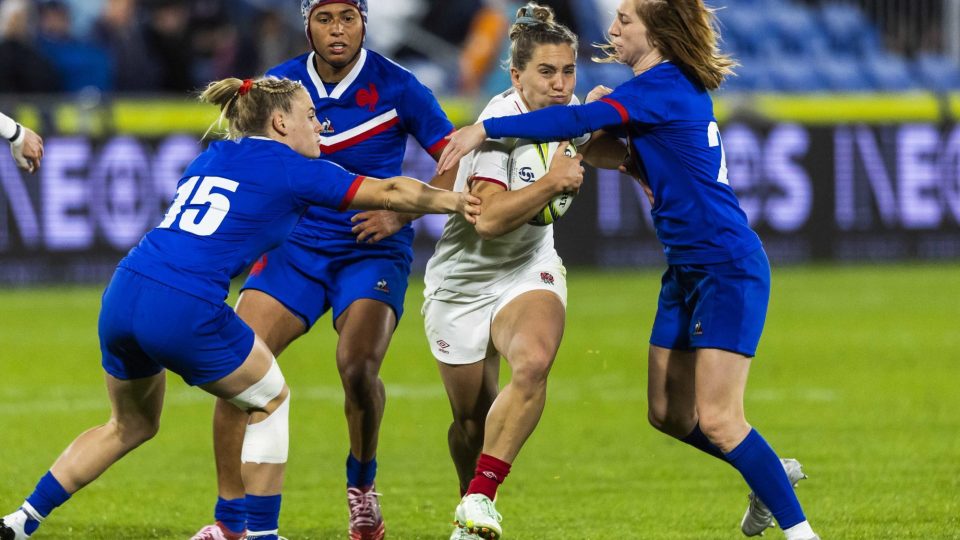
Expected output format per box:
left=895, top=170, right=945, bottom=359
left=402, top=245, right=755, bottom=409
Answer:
left=199, top=76, right=305, bottom=140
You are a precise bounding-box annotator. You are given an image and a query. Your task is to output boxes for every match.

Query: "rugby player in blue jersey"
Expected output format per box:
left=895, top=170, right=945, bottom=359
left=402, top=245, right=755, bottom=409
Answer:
left=437, top=1, right=819, bottom=538
left=0, top=75, right=479, bottom=540
left=193, top=2, right=463, bottom=539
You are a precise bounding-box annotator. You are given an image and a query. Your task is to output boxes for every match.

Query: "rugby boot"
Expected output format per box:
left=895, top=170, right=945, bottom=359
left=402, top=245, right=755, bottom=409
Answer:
left=740, top=458, right=808, bottom=536
left=347, top=485, right=385, bottom=540
left=449, top=524, right=483, bottom=540
left=454, top=494, right=502, bottom=539
left=190, top=522, right=247, bottom=540
left=0, top=508, right=36, bottom=540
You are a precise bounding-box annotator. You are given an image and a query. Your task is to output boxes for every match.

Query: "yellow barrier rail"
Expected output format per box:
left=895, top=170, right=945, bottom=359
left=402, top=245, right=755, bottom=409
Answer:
left=9, top=92, right=959, bottom=135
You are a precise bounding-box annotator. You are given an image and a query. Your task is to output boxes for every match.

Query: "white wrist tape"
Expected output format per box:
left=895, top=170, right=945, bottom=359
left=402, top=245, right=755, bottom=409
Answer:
left=241, top=392, right=290, bottom=464
left=0, top=112, right=17, bottom=141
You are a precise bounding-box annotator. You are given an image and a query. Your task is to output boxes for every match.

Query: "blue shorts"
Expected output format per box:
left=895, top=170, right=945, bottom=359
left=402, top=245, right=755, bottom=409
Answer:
left=650, top=248, right=770, bottom=357
left=99, top=268, right=255, bottom=386
left=242, top=236, right=412, bottom=330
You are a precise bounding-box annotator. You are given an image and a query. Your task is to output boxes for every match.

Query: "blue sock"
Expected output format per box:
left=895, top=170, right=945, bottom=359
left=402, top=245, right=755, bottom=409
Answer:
left=346, top=454, right=377, bottom=488
left=22, top=471, right=71, bottom=535
left=214, top=496, right=246, bottom=534
left=680, top=423, right=728, bottom=462
left=245, top=494, right=281, bottom=540
left=725, top=429, right=806, bottom=529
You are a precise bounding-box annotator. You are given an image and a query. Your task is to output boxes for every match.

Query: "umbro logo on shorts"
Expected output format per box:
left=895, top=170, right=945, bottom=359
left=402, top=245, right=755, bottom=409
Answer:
left=374, top=279, right=390, bottom=293
left=539, top=272, right=554, bottom=285
left=436, top=340, right=450, bottom=353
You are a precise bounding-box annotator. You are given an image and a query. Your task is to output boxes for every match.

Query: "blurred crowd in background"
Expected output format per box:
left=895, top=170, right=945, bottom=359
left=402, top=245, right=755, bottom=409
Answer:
left=0, top=0, right=958, bottom=97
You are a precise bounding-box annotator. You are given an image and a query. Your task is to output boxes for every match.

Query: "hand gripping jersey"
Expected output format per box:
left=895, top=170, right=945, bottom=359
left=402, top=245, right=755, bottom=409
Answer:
left=267, top=49, right=454, bottom=253
left=119, top=138, right=362, bottom=303
left=483, top=61, right=761, bottom=265
left=424, top=89, right=587, bottom=295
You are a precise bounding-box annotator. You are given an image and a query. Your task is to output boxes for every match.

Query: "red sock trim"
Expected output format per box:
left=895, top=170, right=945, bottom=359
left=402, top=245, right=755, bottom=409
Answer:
left=466, top=453, right=512, bottom=500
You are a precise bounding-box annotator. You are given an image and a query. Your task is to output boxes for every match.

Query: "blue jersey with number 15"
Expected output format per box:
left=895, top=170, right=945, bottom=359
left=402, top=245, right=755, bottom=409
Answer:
left=119, top=137, right=363, bottom=304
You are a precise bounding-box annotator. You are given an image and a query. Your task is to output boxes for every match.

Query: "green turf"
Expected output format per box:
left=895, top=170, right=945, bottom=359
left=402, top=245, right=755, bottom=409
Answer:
left=1, top=264, right=958, bottom=539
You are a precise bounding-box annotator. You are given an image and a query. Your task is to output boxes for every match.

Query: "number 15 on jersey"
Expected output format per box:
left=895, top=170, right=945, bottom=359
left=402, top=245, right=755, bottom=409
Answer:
left=158, top=176, right=239, bottom=236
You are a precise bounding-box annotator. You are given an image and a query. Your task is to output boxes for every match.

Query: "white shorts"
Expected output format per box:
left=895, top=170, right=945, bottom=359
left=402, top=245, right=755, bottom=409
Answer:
left=422, top=259, right=567, bottom=365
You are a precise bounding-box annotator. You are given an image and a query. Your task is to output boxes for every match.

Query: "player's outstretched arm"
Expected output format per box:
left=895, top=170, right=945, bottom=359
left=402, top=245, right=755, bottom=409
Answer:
left=439, top=100, right=625, bottom=176
left=348, top=176, right=481, bottom=224
left=1, top=113, right=43, bottom=173
left=350, top=148, right=460, bottom=244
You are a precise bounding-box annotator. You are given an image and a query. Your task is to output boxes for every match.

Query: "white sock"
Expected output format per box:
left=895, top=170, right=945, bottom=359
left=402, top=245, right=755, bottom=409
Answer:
left=784, top=520, right=816, bottom=539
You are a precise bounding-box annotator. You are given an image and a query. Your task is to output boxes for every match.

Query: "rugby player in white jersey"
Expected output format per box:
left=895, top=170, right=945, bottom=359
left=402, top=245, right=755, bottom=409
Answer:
left=422, top=4, right=631, bottom=539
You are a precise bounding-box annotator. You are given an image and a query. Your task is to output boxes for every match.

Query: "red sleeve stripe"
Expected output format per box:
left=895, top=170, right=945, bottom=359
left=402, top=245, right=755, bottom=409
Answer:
left=426, top=130, right=454, bottom=155
left=600, top=97, right=629, bottom=124
left=338, top=175, right=365, bottom=211
left=469, top=176, right=508, bottom=190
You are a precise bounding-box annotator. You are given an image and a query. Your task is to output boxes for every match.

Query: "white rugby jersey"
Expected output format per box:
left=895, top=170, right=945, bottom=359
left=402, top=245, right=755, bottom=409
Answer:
left=424, top=88, right=587, bottom=295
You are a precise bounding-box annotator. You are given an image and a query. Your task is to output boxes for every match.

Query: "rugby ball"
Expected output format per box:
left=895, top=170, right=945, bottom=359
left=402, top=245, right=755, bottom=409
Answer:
left=508, top=139, right=577, bottom=226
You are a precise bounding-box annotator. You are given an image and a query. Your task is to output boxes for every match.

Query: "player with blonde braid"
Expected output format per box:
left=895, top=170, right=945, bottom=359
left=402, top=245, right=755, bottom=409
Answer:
left=0, top=75, right=478, bottom=540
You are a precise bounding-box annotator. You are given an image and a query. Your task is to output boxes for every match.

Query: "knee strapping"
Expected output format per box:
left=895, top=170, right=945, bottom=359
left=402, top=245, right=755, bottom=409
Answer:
left=241, top=391, right=290, bottom=464
left=229, top=360, right=284, bottom=411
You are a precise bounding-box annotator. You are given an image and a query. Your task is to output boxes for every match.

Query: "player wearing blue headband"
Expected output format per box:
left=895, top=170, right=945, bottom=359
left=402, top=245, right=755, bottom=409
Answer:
left=192, top=1, right=459, bottom=539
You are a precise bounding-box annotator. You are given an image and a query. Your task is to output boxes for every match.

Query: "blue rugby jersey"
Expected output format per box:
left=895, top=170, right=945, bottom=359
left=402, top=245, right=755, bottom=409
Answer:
left=119, top=137, right=363, bottom=303
left=483, top=61, right=760, bottom=265
left=267, top=49, right=454, bottom=252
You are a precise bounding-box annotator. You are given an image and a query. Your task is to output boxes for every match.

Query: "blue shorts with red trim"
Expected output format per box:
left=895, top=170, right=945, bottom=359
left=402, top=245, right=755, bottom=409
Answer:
left=99, top=268, right=255, bottom=386
left=242, top=235, right=412, bottom=330
left=650, top=248, right=771, bottom=357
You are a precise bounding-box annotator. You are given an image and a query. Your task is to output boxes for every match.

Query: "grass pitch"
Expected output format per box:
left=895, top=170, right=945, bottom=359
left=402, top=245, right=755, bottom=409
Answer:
left=1, top=264, right=958, bottom=539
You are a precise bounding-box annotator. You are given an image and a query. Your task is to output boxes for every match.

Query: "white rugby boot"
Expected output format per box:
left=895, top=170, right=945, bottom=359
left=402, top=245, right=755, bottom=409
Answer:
left=449, top=523, right=483, bottom=540
left=740, top=458, right=808, bottom=536
left=0, top=508, right=36, bottom=540
left=454, top=494, right=502, bottom=539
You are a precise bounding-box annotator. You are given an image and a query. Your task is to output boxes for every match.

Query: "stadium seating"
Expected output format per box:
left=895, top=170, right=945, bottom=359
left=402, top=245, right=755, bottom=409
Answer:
left=913, top=53, right=960, bottom=92
left=710, top=0, right=960, bottom=93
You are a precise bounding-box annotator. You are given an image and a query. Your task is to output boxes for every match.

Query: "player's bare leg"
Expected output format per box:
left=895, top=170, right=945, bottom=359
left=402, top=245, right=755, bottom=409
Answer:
left=647, top=346, right=700, bottom=438
left=195, top=291, right=305, bottom=540
left=198, top=336, right=292, bottom=540
left=696, top=349, right=816, bottom=539
left=453, top=290, right=565, bottom=539
left=53, top=373, right=166, bottom=493
left=335, top=299, right=395, bottom=540
left=437, top=355, right=500, bottom=493
left=1, top=373, right=165, bottom=540
left=5, top=336, right=289, bottom=540
left=483, top=291, right=564, bottom=462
